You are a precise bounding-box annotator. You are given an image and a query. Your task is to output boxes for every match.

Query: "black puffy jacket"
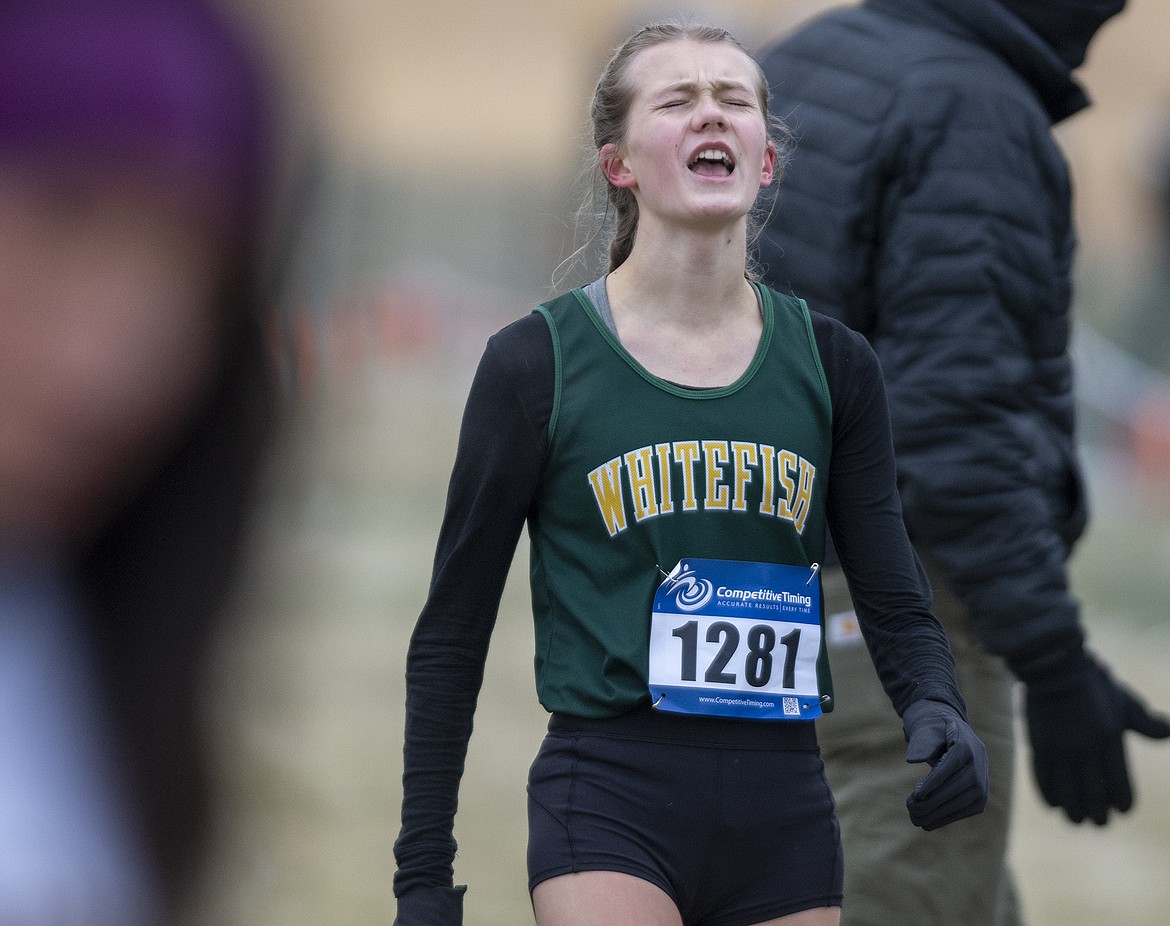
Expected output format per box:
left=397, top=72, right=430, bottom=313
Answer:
left=757, top=0, right=1103, bottom=663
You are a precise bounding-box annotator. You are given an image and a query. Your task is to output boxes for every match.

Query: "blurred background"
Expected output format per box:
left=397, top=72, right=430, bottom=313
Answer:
left=186, top=0, right=1170, bottom=924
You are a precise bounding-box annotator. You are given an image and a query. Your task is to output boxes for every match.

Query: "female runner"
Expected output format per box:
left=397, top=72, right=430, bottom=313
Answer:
left=393, top=20, right=988, bottom=926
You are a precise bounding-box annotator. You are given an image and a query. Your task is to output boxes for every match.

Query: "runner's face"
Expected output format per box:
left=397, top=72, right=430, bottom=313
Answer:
left=602, top=39, right=775, bottom=231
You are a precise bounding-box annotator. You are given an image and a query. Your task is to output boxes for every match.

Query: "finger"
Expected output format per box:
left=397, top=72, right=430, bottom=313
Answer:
left=908, top=737, right=968, bottom=801
left=904, top=725, right=948, bottom=766
left=1082, top=757, right=1111, bottom=825
left=1122, top=694, right=1170, bottom=740
left=1064, top=798, right=1088, bottom=825
left=1030, top=749, right=1060, bottom=808
left=1033, top=743, right=1083, bottom=820
left=1056, top=770, right=1088, bottom=824
left=906, top=745, right=986, bottom=825
left=907, top=781, right=986, bottom=825
left=906, top=770, right=987, bottom=829
left=913, top=793, right=987, bottom=831
left=1101, top=740, right=1133, bottom=815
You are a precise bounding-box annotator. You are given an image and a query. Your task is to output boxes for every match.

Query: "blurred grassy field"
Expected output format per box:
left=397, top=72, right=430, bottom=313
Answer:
left=188, top=361, right=1170, bottom=926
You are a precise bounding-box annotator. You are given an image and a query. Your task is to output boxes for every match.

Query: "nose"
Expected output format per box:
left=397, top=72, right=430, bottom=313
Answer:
left=691, top=95, right=726, bottom=131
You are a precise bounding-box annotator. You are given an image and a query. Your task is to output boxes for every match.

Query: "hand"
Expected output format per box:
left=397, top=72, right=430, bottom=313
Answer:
left=1023, top=654, right=1170, bottom=825
left=901, top=699, right=989, bottom=830
left=393, top=884, right=466, bottom=925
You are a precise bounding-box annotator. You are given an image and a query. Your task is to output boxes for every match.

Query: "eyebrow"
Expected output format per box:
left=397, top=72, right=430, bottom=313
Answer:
left=652, top=79, right=756, bottom=98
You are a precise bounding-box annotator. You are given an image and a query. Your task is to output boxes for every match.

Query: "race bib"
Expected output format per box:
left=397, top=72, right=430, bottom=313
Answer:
left=649, top=558, right=823, bottom=721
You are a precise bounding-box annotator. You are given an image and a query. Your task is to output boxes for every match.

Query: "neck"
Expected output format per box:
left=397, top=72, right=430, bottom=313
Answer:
left=609, top=219, right=752, bottom=327
left=602, top=221, right=762, bottom=388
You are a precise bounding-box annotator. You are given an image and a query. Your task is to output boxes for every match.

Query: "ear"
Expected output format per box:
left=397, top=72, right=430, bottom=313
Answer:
left=759, top=142, right=777, bottom=188
left=600, top=143, right=637, bottom=189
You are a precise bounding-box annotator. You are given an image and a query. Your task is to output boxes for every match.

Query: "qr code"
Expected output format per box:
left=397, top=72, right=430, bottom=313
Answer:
left=782, top=697, right=801, bottom=716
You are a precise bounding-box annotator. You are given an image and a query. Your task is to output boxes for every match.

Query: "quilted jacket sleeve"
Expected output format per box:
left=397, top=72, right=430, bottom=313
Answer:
left=866, top=67, right=1087, bottom=659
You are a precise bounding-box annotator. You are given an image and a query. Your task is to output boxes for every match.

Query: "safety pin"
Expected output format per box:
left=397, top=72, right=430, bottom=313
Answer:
left=805, top=563, right=820, bottom=585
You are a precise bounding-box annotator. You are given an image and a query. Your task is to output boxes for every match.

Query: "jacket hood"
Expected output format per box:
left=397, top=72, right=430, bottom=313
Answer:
left=994, top=0, right=1125, bottom=70
left=867, top=0, right=1116, bottom=124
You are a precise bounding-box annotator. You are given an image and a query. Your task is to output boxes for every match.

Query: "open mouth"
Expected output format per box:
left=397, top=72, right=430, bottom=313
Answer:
left=689, top=148, right=735, bottom=176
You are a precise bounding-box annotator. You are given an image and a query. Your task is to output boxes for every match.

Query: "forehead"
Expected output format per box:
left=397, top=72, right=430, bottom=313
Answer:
left=625, top=38, right=759, bottom=97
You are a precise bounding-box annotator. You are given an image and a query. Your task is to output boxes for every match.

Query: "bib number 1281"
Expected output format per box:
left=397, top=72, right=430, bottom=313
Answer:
left=671, top=619, right=800, bottom=689
left=648, top=558, right=823, bottom=720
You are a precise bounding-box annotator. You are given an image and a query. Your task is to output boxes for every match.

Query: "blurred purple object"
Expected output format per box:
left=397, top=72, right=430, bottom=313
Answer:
left=0, top=0, right=270, bottom=209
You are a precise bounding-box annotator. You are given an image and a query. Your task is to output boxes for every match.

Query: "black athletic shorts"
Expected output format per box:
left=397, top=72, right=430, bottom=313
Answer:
left=527, top=707, right=843, bottom=926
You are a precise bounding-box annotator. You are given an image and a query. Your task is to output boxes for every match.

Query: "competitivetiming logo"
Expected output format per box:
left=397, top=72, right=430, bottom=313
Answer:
left=659, top=560, right=816, bottom=615
left=660, top=563, right=714, bottom=611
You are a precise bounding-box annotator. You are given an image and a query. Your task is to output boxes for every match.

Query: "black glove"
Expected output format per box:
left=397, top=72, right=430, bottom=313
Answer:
left=1021, top=650, right=1170, bottom=825
left=901, top=698, right=989, bottom=831
left=394, top=884, right=466, bottom=925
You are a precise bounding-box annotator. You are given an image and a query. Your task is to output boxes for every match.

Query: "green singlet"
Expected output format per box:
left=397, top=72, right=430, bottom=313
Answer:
left=528, top=283, right=833, bottom=718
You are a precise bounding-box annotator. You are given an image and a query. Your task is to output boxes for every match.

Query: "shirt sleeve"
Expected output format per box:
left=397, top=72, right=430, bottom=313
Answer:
left=392, top=313, right=552, bottom=917
left=813, top=312, right=966, bottom=717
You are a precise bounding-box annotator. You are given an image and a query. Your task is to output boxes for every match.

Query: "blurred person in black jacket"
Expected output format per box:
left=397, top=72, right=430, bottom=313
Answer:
left=0, top=1, right=280, bottom=923
left=757, top=2, right=1170, bottom=925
